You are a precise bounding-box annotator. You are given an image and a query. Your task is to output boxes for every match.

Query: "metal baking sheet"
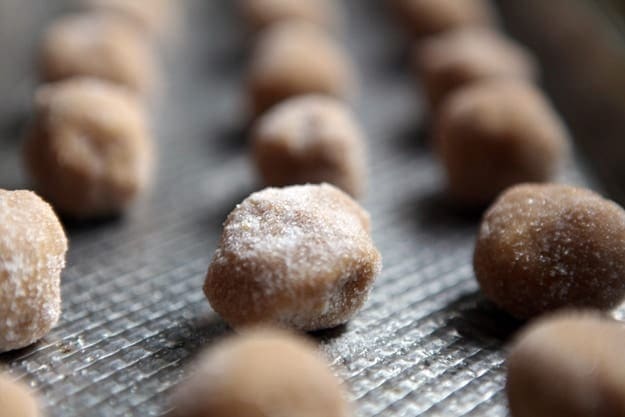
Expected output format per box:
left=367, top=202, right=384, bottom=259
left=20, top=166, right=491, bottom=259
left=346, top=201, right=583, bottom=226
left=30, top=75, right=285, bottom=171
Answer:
left=0, top=1, right=608, bottom=416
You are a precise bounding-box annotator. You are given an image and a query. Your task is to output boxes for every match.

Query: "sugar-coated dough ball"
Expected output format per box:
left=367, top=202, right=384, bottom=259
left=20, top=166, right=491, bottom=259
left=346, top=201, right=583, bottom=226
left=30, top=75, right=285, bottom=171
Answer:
left=24, top=78, right=154, bottom=219
left=474, top=184, right=625, bottom=318
left=0, top=190, right=67, bottom=352
left=39, top=13, right=156, bottom=94
left=252, top=95, right=366, bottom=197
left=0, top=374, right=42, bottom=417
left=248, top=22, right=354, bottom=116
left=415, top=28, right=538, bottom=110
left=81, top=0, right=176, bottom=36
left=435, top=80, right=569, bottom=206
left=204, top=184, right=382, bottom=331
left=170, top=328, right=350, bottom=417
left=507, top=311, right=625, bottom=417
left=391, top=0, right=497, bottom=38
left=239, top=0, right=338, bottom=31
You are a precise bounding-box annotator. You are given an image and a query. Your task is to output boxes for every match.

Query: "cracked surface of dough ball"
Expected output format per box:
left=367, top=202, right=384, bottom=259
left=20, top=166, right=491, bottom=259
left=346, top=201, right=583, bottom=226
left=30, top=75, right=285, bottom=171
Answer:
left=0, top=190, right=67, bottom=353
left=435, top=80, right=569, bottom=206
left=239, top=0, right=337, bottom=31
left=415, top=28, right=538, bottom=110
left=170, top=328, right=350, bottom=417
left=391, top=0, right=497, bottom=38
left=39, top=13, right=156, bottom=94
left=0, top=374, right=42, bottom=417
left=248, top=22, right=354, bottom=116
left=252, top=95, right=366, bottom=197
left=507, top=311, right=625, bottom=417
left=24, top=78, right=154, bottom=219
left=81, top=0, right=176, bottom=36
left=474, top=184, right=625, bottom=318
left=204, top=184, right=382, bottom=331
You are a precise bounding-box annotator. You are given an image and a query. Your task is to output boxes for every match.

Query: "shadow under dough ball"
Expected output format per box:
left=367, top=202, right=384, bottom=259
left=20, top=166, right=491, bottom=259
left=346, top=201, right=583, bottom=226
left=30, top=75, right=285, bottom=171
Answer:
left=247, top=22, right=355, bottom=116
left=474, top=183, right=625, bottom=319
left=239, top=0, right=338, bottom=32
left=39, top=12, right=156, bottom=94
left=0, top=373, right=43, bottom=417
left=204, top=184, right=382, bottom=331
left=415, top=27, right=538, bottom=110
left=390, top=0, right=497, bottom=38
left=0, top=190, right=67, bottom=353
left=507, top=311, right=625, bottom=417
left=24, top=78, right=155, bottom=219
left=252, top=95, right=367, bottom=197
left=435, top=80, right=569, bottom=206
left=169, top=328, right=350, bottom=417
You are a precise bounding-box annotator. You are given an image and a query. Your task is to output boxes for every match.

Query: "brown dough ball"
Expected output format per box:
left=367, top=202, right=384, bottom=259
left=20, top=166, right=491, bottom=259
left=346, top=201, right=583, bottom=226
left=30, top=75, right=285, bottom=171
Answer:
left=390, top=0, right=497, bottom=38
left=80, top=0, right=176, bottom=36
left=24, top=78, right=154, bottom=219
left=0, top=190, right=67, bottom=352
left=415, top=28, right=538, bottom=110
left=247, top=22, right=354, bottom=116
left=239, top=0, right=338, bottom=31
left=507, top=311, right=625, bottom=417
left=204, top=184, right=382, bottom=331
left=474, top=183, right=625, bottom=319
left=169, top=328, right=350, bottom=417
left=0, top=374, right=42, bottom=417
left=435, top=80, right=569, bottom=206
left=252, top=95, right=367, bottom=197
left=39, top=13, right=156, bottom=94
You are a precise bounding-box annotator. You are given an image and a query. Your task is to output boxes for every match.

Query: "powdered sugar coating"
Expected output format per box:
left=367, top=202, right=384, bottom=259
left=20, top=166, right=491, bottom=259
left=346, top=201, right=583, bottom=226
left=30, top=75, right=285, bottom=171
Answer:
left=252, top=95, right=367, bottom=197
left=170, top=328, right=350, bottom=417
left=204, top=184, right=382, bottom=331
left=0, top=373, right=42, bottom=417
left=0, top=190, right=68, bottom=352
left=24, top=77, right=154, bottom=218
left=474, top=183, right=625, bottom=318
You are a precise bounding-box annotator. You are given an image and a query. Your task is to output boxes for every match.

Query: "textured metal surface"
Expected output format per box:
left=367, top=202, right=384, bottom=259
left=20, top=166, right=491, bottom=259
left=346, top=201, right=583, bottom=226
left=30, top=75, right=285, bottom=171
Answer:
left=0, top=1, right=602, bottom=416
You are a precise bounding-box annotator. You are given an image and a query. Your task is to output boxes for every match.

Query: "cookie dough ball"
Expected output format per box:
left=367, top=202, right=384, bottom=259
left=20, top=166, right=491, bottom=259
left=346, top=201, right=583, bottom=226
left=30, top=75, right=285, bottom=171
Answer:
left=415, top=28, right=538, bottom=110
left=435, top=80, right=569, bottom=206
left=80, top=0, right=176, bottom=37
left=24, top=78, right=154, bottom=219
left=0, top=374, right=42, bottom=417
left=507, top=311, right=625, bottom=417
left=252, top=95, right=366, bottom=197
left=170, top=328, right=350, bottom=417
left=390, top=0, right=497, bottom=38
left=248, top=22, right=354, bottom=116
left=474, top=183, right=625, bottom=319
left=39, top=13, right=156, bottom=94
left=239, top=0, right=338, bottom=31
left=204, top=184, right=382, bottom=331
left=0, top=190, right=67, bottom=352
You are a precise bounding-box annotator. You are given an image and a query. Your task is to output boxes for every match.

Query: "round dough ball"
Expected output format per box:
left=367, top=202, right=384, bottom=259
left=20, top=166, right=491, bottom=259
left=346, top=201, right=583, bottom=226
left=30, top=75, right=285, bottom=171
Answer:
left=170, top=328, right=350, bottom=417
left=24, top=78, right=154, bottom=219
left=390, top=0, right=497, bottom=38
left=252, top=95, right=367, bottom=197
left=0, top=190, right=67, bottom=352
left=247, top=22, right=354, bottom=116
left=507, top=311, right=625, bottom=417
left=39, top=12, right=156, bottom=94
left=415, top=28, right=538, bottom=110
left=239, top=0, right=338, bottom=31
left=80, top=0, right=177, bottom=37
left=474, top=183, right=625, bottom=319
left=204, top=183, right=382, bottom=331
left=0, top=374, right=42, bottom=417
left=435, top=80, right=569, bottom=206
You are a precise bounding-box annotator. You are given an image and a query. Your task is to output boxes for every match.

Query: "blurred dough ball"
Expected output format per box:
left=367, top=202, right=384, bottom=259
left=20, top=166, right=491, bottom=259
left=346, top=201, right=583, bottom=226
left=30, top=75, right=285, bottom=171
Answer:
left=239, top=0, right=338, bottom=31
left=170, top=328, right=351, bottom=417
left=0, top=374, right=42, bottom=417
left=435, top=80, right=569, bottom=206
left=252, top=95, right=366, bottom=197
left=39, top=12, right=157, bottom=94
left=24, top=78, right=155, bottom=219
left=80, top=0, right=177, bottom=36
left=390, top=0, right=497, bottom=38
left=248, top=22, right=355, bottom=116
left=415, top=28, right=538, bottom=110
